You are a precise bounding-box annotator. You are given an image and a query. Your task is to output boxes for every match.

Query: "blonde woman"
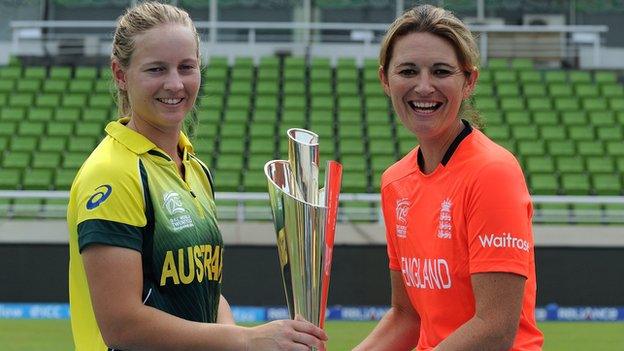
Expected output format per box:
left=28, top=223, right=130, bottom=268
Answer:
left=67, top=2, right=326, bottom=350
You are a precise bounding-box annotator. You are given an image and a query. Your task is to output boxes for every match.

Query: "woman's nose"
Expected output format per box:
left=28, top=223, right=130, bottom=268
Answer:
left=164, top=72, right=184, bottom=91
left=413, top=72, right=435, bottom=95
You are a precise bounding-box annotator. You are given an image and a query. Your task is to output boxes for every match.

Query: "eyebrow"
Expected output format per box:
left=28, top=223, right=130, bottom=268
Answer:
left=141, top=58, right=198, bottom=68
left=394, top=62, right=456, bottom=70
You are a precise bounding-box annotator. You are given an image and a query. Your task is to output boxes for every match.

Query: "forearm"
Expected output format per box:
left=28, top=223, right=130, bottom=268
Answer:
left=434, top=315, right=515, bottom=351
left=353, top=307, right=420, bottom=351
left=103, top=304, right=249, bottom=351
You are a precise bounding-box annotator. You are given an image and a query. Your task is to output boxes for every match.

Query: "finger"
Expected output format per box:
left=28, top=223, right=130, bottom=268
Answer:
left=292, top=332, right=325, bottom=349
left=291, top=320, right=328, bottom=341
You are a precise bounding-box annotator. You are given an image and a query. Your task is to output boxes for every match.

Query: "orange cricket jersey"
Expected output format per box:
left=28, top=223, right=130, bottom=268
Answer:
left=381, top=126, right=544, bottom=350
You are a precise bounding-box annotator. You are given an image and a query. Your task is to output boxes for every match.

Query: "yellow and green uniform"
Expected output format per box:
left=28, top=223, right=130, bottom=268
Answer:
left=68, top=118, right=223, bottom=351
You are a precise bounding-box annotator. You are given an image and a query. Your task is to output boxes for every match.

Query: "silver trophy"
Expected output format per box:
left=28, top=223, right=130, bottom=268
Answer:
left=264, top=128, right=342, bottom=348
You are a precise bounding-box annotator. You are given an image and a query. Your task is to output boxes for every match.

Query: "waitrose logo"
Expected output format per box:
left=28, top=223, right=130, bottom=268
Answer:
left=478, top=233, right=530, bottom=252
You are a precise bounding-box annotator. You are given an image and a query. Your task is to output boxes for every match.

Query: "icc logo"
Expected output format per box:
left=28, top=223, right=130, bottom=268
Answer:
left=164, top=192, right=186, bottom=215
left=395, top=198, right=410, bottom=238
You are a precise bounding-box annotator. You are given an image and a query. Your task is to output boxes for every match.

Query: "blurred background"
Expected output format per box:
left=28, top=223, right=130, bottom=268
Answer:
left=0, top=0, right=623, bottom=349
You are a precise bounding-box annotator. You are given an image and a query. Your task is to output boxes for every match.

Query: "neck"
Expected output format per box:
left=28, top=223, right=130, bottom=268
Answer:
left=418, top=119, right=465, bottom=174
left=127, top=117, right=182, bottom=162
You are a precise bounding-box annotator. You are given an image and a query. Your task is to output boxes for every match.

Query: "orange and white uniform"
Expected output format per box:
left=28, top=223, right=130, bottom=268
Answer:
left=381, top=122, right=544, bottom=350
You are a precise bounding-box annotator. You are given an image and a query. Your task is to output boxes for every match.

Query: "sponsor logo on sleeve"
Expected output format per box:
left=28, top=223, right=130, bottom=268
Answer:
left=395, top=198, right=410, bottom=238
left=86, top=185, right=112, bottom=210
left=437, top=198, right=452, bottom=239
left=478, top=233, right=531, bottom=252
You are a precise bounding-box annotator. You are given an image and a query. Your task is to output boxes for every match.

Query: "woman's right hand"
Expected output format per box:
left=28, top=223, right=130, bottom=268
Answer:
left=246, top=317, right=328, bottom=351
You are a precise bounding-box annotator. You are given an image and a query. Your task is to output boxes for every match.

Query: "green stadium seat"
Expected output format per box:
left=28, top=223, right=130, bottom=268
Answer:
left=340, top=138, right=365, bottom=155
left=493, top=71, right=516, bottom=82
left=0, top=79, right=14, bottom=93
left=68, top=80, right=93, bottom=94
left=567, top=125, right=595, bottom=141
left=594, top=71, right=617, bottom=84
left=74, top=67, right=97, bottom=80
left=481, top=110, right=504, bottom=125
left=67, top=136, right=95, bottom=152
left=608, top=97, right=624, bottom=110
left=518, top=71, right=541, bottom=83
left=88, top=94, right=113, bottom=108
left=283, top=80, right=305, bottom=96
left=341, top=171, right=368, bottom=193
left=54, top=169, right=77, bottom=190
left=530, top=173, right=559, bottom=195
left=474, top=97, right=497, bottom=110
left=367, top=124, right=393, bottom=139
left=63, top=152, right=89, bottom=169
left=75, top=122, right=103, bottom=137
left=9, top=93, right=34, bottom=107
left=22, top=169, right=53, bottom=190
left=592, top=174, right=621, bottom=195
left=1, top=107, right=26, bottom=122
left=512, top=125, right=539, bottom=140
left=540, top=125, right=566, bottom=140
left=548, top=83, right=573, bottom=97
left=32, top=152, right=62, bottom=169
left=28, top=107, right=54, bottom=121
left=256, top=81, right=279, bottom=95
left=544, top=71, right=566, bottom=83
left=283, top=67, right=305, bottom=82
left=230, top=81, right=253, bottom=95
left=560, top=111, right=586, bottom=125
left=554, top=97, right=579, bottom=111
left=474, top=83, right=493, bottom=97
left=10, top=136, right=37, bottom=151
left=242, top=171, right=268, bottom=192
left=600, top=83, right=624, bottom=97
left=597, top=126, right=623, bottom=141
left=527, top=97, right=551, bottom=111
left=246, top=155, right=271, bottom=172
left=310, top=96, right=333, bottom=110
left=522, top=83, right=547, bottom=97
left=588, top=111, right=615, bottom=126
left=336, top=68, right=358, bottom=82
left=99, top=67, right=113, bottom=80
left=82, top=108, right=109, bottom=122
left=310, top=81, right=332, bottom=96
left=505, top=112, right=530, bottom=125
left=0, top=66, right=21, bottom=79
left=338, top=96, right=361, bottom=111
left=561, top=174, right=591, bottom=195
left=532, top=111, right=558, bottom=125
left=517, top=140, right=545, bottom=156
left=217, top=153, right=243, bottom=171
left=35, top=94, right=61, bottom=108
left=252, top=108, right=278, bottom=123
left=2, top=151, right=31, bottom=169
left=500, top=97, right=525, bottom=111
left=219, top=137, right=245, bottom=154
left=478, top=70, right=492, bottom=83
left=368, top=139, right=395, bottom=156
left=575, top=84, right=600, bottom=97
left=281, top=110, right=305, bottom=125
left=42, top=80, right=68, bottom=94
left=484, top=125, right=510, bottom=139
left=556, top=156, right=584, bottom=173
left=94, top=80, right=112, bottom=94
left=568, top=71, right=591, bottom=83
left=525, top=156, right=555, bottom=173
left=337, top=81, right=358, bottom=96
left=586, top=157, right=614, bottom=173
left=582, top=97, right=608, bottom=111
left=39, top=137, right=66, bottom=152
left=16, top=79, right=41, bottom=93
left=49, top=67, right=71, bottom=79
left=204, top=66, right=227, bottom=81
left=54, top=108, right=81, bottom=122
left=213, top=170, right=241, bottom=192
left=310, top=67, right=332, bottom=82
left=259, top=56, right=279, bottom=69
left=0, top=169, right=21, bottom=189
left=548, top=140, right=575, bottom=156
left=577, top=141, right=604, bottom=156
left=248, top=138, right=275, bottom=154
left=336, top=110, right=360, bottom=124
left=24, top=67, right=46, bottom=79
left=255, top=95, right=278, bottom=110
left=283, top=95, right=306, bottom=111
left=496, top=83, right=520, bottom=97
left=341, top=155, right=368, bottom=173
left=487, top=58, right=508, bottom=70
left=62, top=94, right=87, bottom=108
left=0, top=122, right=17, bottom=138
left=18, top=122, right=45, bottom=136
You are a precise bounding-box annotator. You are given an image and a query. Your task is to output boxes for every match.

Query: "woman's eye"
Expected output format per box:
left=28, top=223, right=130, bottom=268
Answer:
left=434, top=69, right=452, bottom=76
left=147, top=67, right=164, bottom=73
left=399, top=69, right=417, bottom=76
left=180, top=64, right=195, bottom=71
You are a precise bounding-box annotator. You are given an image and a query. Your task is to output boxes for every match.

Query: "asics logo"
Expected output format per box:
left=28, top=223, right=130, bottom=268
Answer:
left=86, top=185, right=112, bottom=210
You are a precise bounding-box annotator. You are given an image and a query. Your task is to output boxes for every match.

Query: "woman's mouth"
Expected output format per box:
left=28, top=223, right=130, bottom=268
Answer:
left=408, top=101, right=442, bottom=114
left=157, top=98, right=184, bottom=105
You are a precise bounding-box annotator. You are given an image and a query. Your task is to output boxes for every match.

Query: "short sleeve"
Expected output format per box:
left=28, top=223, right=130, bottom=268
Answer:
left=71, top=158, right=147, bottom=252
left=381, top=188, right=401, bottom=271
left=466, top=161, right=533, bottom=278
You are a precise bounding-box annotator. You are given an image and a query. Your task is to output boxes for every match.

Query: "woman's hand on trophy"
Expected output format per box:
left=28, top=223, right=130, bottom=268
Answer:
left=245, top=316, right=328, bottom=351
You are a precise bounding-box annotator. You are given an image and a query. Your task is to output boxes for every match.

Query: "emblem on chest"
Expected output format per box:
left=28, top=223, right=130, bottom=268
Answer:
left=437, top=198, right=452, bottom=239
left=395, top=198, right=410, bottom=238
left=163, top=191, right=194, bottom=231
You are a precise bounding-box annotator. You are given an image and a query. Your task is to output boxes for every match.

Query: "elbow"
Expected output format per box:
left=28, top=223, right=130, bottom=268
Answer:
left=99, top=318, right=140, bottom=350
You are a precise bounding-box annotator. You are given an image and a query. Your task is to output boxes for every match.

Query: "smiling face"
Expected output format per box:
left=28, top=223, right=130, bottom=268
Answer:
left=113, top=23, right=200, bottom=132
left=380, top=31, right=477, bottom=142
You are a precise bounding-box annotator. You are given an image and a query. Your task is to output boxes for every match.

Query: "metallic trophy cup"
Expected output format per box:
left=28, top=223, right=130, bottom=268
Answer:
left=264, top=128, right=342, bottom=346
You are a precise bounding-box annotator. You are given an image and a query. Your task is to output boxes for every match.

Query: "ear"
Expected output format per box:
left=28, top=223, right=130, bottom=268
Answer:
left=111, top=59, right=128, bottom=91
left=462, top=68, right=479, bottom=99
left=378, top=65, right=391, bottom=97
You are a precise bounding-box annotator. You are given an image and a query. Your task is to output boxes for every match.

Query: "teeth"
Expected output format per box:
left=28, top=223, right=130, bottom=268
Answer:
left=158, top=98, right=183, bottom=105
left=411, top=101, right=438, bottom=109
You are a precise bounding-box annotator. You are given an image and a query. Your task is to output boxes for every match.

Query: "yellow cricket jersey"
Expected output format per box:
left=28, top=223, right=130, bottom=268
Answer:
left=67, top=118, right=223, bottom=351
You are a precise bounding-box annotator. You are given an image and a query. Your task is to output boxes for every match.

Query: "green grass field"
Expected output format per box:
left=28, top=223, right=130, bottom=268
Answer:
left=1, top=320, right=623, bottom=350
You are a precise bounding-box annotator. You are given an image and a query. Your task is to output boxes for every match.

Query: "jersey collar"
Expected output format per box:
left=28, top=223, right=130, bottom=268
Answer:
left=417, top=119, right=473, bottom=170
left=105, top=117, right=195, bottom=157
